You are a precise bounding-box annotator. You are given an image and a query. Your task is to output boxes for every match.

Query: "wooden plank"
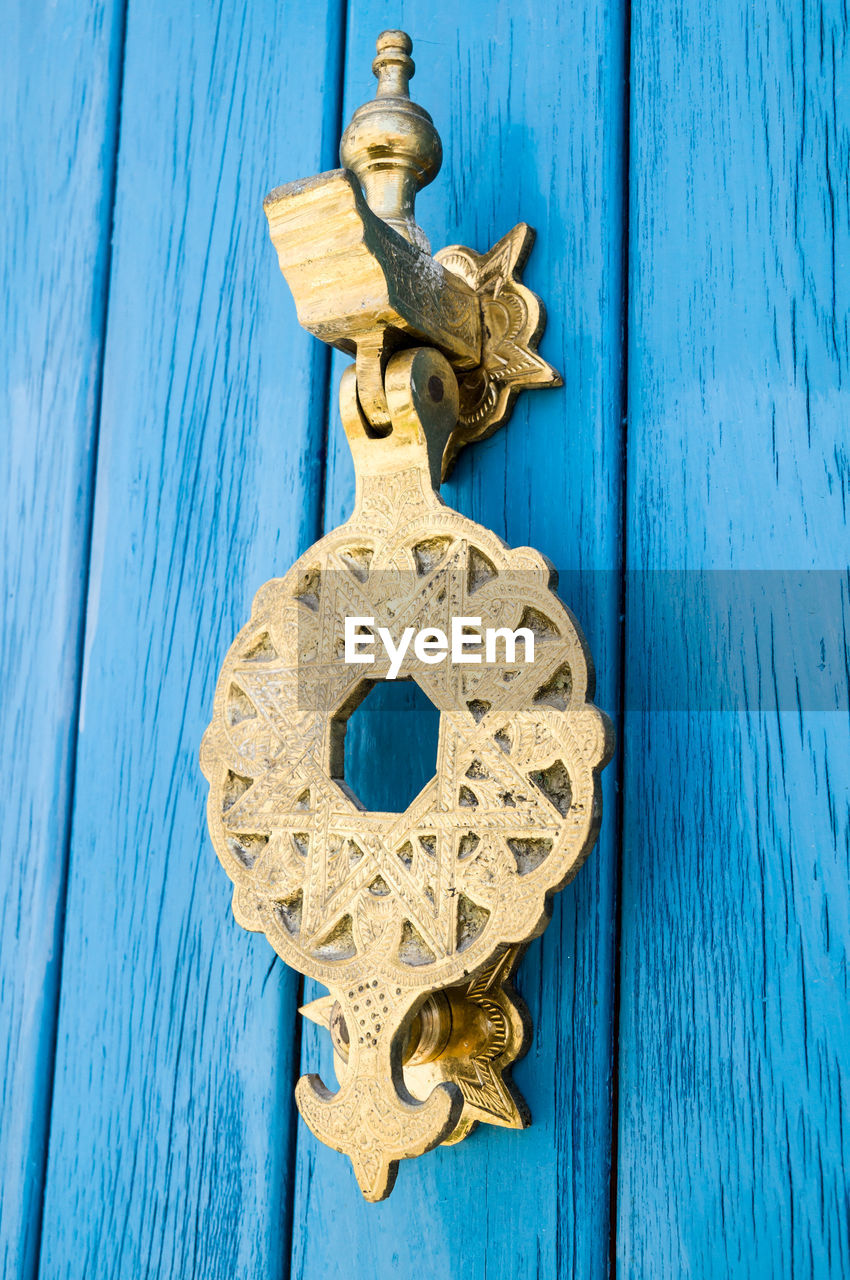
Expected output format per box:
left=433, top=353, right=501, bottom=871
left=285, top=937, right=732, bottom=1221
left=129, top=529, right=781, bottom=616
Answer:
left=0, top=4, right=124, bottom=1276
left=37, top=3, right=344, bottom=1275
left=293, top=3, right=628, bottom=1276
left=618, top=0, right=850, bottom=1275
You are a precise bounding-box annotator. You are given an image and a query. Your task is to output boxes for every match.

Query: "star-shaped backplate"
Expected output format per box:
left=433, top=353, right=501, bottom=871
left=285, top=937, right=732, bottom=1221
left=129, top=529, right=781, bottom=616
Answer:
left=301, top=944, right=532, bottom=1143
left=435, top=223, right=562, bottom=475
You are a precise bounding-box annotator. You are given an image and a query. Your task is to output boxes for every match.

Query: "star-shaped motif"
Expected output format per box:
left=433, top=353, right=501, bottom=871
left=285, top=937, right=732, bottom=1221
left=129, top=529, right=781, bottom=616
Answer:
left=218, top=536, right=568, bottom=970
left=435, top=223, right=562, bottom=472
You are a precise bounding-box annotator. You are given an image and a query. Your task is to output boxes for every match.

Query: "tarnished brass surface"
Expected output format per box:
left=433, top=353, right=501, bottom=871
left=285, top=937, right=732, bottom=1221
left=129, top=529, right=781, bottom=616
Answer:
left=201, top=31, right=613, bottom=1200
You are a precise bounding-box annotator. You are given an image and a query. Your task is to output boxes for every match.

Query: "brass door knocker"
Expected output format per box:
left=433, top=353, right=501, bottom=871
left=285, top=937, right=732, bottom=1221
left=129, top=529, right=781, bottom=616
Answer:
left=201, top=30, right=613, bottom=1201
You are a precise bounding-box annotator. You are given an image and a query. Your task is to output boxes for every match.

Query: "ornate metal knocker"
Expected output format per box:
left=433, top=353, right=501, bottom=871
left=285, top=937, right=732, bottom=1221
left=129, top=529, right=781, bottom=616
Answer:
left=201, top=30, right=613, bottom=1200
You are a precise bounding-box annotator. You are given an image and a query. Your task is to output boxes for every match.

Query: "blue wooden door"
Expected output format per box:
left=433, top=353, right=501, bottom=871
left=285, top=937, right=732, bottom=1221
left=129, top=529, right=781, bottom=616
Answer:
left=2, top=1, right=847, bottom=1276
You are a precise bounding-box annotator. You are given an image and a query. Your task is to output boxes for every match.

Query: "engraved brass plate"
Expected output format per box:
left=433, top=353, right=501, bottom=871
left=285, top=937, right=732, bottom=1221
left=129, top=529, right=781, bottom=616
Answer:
left=201, top=31, right=613, bottom=1200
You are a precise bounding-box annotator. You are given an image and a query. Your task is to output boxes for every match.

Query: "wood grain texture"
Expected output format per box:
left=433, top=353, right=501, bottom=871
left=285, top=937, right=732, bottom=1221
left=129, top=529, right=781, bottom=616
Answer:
left=293, top=2, right=627, bottom=1275
left=618, top=0, right=850, bottom=1276
left=37, top=3, right=344, bottom=1276
left=0, top=4, right=124, bottom=1276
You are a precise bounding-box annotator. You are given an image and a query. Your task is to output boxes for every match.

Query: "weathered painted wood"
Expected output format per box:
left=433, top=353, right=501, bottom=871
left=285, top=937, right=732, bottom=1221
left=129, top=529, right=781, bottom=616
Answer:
left=618, top=1, right=850, bottom=1276
left=37, top=3, right=343, bottom=1276
left=293, top=3, right=627, bottom=1276
left=0, top=4, right=124, bottom=1277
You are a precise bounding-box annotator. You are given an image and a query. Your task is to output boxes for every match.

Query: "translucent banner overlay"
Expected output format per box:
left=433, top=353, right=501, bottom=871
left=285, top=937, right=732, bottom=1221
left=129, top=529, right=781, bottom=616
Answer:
left=292, top=569, right=849, bottom=712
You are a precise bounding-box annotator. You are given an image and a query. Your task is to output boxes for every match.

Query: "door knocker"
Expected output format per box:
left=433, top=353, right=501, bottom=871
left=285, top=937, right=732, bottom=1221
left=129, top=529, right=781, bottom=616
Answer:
left=201, top=30, right=613, bottom=1200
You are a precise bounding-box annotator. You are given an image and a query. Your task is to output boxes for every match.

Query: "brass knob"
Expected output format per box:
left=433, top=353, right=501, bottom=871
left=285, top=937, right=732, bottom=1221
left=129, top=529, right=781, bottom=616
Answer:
left=340, top=30, right=442, bottom=253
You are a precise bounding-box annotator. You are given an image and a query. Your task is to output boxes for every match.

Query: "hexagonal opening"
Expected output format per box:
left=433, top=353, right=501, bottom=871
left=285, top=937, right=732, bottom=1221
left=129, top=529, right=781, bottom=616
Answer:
left=331, top=678, right=441, bottom=813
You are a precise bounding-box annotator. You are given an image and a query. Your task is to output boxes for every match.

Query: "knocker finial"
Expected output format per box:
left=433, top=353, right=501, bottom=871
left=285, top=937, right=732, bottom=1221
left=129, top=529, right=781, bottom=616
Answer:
left=340, top=30, right=441, bottom=253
